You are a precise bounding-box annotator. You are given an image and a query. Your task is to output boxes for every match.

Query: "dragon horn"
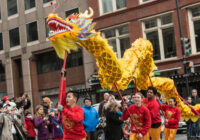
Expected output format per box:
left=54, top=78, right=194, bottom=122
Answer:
left=79, top=7, right=94, bottom=19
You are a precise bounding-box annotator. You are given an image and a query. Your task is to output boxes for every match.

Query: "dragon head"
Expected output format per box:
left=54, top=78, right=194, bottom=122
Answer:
left=47, top=7, right=97, bottom=59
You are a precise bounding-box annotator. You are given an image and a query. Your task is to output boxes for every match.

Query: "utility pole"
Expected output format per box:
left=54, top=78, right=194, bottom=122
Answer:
left=175, top=0, right=190, bottom=97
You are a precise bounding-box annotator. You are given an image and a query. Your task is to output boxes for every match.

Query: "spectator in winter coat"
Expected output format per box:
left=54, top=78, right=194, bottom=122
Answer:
left=191, top=89, right=200, bottom=105
left=105, top=101, right=123, bottom=140
left=34, top=105, right=50, bottom=140
left=48, top=108, right=63, bottom=140
left=24, top=111, right=37, bottom=140
left=83, top=98, right=99, bottom=140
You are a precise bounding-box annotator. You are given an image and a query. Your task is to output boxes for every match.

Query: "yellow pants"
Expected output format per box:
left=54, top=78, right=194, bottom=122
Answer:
left=149, top=125, right=161, bottom=140
left=164, top=128, right=177, bottom=140
left=129, top=132, right=149, bottom=140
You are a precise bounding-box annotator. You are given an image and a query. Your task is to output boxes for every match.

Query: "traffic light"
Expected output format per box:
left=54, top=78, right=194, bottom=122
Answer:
left=181, top=37, right=191, bottom=55
left=185, top=61, right=194, bottom=73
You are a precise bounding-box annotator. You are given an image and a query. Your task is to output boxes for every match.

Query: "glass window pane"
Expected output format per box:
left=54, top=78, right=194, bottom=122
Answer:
left=9, top=28, right=20, bottom=47
left=162, top=28, right=176, bottom=58
left=37, top=51, right=62, bottom=74
left=65, top=8, right=79, bottom=17
left=116, top=0, right=126, bottom=10
left=7, top=0, right=18, bottom=16
left=45, top=18, right=49, bottom=37
left=108, top=39, right=117, bottom=52
left=118, top=26, right=129, bottom=35
left=26, top=21, right=38, bottom=42
left=143, top=0, right=151, bottom=2
left=194, top=20, right=200, bottom=52
left=0, top=64, right=5, bottom=82
left=192, top=7, right=200, bottom=17
left=146, top=31, right=161, bottom=60
left=25, top=0, right=35, bottom=10
left=145, top=19, right=157, bottom=29
left=0, top=33, right=3, bottom=50
left=120, top=37, right=130, bottom=57
left=161, top=14, right=172, bottom=25
left=102, top=0, right=113, bottom=13
left=0, top=1, right=1, bottom=20
left=43, top=0, right=51, bottom=3
left=66, top=49, right=83, bottom=68
left=104, top=29, right=116, bottom=38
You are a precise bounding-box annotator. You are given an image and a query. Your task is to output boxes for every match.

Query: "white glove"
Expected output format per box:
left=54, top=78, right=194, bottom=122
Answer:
left=57, top=104, right=64, bottom=112
left=138, top=133, right=143, bottom=138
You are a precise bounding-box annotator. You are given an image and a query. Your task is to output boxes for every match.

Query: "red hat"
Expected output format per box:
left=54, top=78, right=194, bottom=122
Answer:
left=2, top=96, right=8, bottom=101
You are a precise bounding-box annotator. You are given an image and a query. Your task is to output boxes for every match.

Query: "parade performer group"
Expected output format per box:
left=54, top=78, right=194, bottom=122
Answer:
left=46, top=1, right=200, bottom=139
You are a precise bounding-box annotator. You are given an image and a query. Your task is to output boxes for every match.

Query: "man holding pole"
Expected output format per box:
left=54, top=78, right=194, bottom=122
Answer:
left=143, top=86, right=161, bottom=140
left=122, top=92, right=151, bottom=140
left=58, top=75, right=87, bottom=140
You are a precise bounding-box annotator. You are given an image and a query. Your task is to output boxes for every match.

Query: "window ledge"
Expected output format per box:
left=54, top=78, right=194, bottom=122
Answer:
left=154, top=57, right=178, bottom=64
left=43, top=1, right=56, bottom=8
left=8, top=14, right=19, bottom=20
left=27, top=40, right=39, bottom=46
left=139, top=0, right=157, bottom=5
left=10, top=45, right=21, bottom=51
left=100, top=7, right=127, bottom=16
left=25, top=7, right=36, bottom=14
left=0, top=50, right=4, bottom=54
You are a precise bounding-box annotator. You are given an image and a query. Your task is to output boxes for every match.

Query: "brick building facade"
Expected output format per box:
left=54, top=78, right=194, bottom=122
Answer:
left=89, top=0, right=200, bottom=97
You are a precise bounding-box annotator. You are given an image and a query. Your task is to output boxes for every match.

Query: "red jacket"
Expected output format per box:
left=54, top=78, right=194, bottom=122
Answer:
left=60, top=80, right=87, bottom=140
left=160, top=105, right=181, bottom=129
left=24, top=117, right=37, bottom=137
left=122, top=104, right=151, bottom=136
left=143, top=98, right=161, bottom=125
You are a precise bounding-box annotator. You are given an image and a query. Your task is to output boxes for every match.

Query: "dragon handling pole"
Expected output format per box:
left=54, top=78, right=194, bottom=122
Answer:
left=58, top=51, right=68, bottom=120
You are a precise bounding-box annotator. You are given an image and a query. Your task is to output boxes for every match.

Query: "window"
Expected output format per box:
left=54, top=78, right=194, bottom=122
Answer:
left=0, top=0, right=1, bottom=20
left=25, top=0, right=35, bottom=10
left=143, top=14, right=176, bottom=60
left=7, top=0, right=18, bottom=16
left=102, top=25, right=130, bottom=58
left=140, top=0, right=155, bottom=4
left=45, top=18, right=49, bottom=37
left=65, top=8, right=79, bottom=17
left=66, top=49, right=83, bottom=68
left=37, top=50, right=83, bottom=74
left=0, top=33, right=3, bottom=50
left=189, top=7, right=200, bottom=53
left=9, top=28, right=20, bottom=47
left=43, top=0, right=51, bottom=3
left=26, top=21, right=38, bottom=42
left=100, top=0, right=126, bottom=14
left=0, top=64, right=5, bottom=82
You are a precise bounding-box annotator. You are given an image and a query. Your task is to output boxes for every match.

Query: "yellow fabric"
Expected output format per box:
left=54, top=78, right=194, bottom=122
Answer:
left=47, top=9, right=200, bottom=121
left=129, top=132, right=149, bottom=140
left=164, top=128, right=177, bottom=140
left=149, top=125, right=161, bottom=140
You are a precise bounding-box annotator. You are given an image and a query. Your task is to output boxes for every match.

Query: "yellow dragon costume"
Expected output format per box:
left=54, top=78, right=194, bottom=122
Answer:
left=47, top=8, right=200, bottom=122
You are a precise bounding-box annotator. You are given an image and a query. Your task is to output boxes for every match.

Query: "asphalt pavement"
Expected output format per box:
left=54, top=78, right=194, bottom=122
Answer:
left=175, top=133, right=187, bottom=140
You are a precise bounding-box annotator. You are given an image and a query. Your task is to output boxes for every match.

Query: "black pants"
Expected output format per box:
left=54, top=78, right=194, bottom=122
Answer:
left=87, top=131, right=96, bottom=140
left=26, top=137, right=36, bottom=140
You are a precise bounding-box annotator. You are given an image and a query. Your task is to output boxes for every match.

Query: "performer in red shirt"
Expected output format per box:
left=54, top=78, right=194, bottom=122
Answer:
left=122, top=92, right=151, bottom=140
left=160, top=97, right=181, bottom=140
left=143, top=86, right=161, bottom=140
left=58, top=77, right=87, bottom=140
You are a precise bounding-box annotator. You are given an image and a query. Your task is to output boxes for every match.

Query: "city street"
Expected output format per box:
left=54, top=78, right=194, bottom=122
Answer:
left=176, top=133, right=187, bottom=140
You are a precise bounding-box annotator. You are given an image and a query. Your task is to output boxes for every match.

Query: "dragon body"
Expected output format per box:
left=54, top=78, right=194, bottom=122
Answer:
left=47, top=8, right=200, bottom=122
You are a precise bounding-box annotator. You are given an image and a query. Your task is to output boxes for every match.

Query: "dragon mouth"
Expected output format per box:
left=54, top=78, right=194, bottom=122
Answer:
left=47, top=18, right=73, bottom=38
